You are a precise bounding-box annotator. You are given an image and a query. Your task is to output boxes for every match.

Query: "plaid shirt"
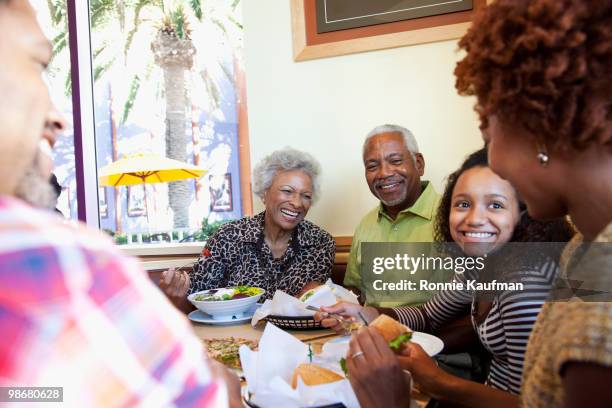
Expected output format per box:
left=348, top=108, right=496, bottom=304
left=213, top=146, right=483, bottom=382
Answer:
left=0, top=197, right=226, bottom=407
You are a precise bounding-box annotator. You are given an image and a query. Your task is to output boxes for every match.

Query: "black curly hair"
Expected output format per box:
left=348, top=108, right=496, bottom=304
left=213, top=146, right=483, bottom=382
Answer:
left=434, top=147, right=575, bottom=244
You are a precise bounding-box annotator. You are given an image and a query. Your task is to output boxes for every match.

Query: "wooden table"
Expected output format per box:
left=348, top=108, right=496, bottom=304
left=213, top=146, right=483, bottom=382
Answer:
left=192, top=320, right=337, bottom=343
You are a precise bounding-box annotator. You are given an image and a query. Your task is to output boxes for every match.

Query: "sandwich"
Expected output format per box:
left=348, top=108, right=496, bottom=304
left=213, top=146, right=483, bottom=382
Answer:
left=299, top=285, right=325, bottom=302
left=291, top=363, right=344, bottom=388
left=370, top=314, right=413, bottom=352
left=338, top=315, right=413, bottom=376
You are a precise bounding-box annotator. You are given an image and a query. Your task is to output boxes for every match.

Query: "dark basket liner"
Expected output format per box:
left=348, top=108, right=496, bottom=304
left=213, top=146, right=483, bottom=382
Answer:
left=244, top=399, right=344, bottom=408
left=243, top=388, right=345, bottom=408
left=263, top=314, right=323, bottom=330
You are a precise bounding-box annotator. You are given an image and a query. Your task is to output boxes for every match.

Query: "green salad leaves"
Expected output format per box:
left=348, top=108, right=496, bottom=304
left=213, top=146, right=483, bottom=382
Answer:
left=388, top=332, right=413, bottom=351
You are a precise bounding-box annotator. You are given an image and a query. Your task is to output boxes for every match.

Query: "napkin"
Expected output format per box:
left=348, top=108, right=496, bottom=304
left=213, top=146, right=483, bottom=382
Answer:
left=251, top=290, right=311, bottom=326
left=322, top=279, right=359, bottom=305
left=251, top=279, right=359, bottom=326
left=239, top=324, right=359, bottom=408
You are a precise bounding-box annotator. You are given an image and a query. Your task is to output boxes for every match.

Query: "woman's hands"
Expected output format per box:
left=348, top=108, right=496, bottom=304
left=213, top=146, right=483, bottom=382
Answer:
left=397, top=342, right=450, bottom=400
left=159, top=268, right=190, bottom=300
left=398, top=343, right=520, bottom=407
left=346, top=327, right=411, bottom=408
left=313, top=301, right=380, bottom=332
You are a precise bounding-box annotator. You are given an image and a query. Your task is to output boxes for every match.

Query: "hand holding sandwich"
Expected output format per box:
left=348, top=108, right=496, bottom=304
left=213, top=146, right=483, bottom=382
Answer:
left=347, top=327, right=412, bottom=408
left=397, top=336, right=520, bottom=407
left=397, top=342, right=450, bottom=400
left=365, top=315, right=450, bottom=401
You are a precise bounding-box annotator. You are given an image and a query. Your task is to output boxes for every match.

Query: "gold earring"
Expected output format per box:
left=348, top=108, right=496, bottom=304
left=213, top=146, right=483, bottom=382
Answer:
left=536, top=142, right=549, bottom=167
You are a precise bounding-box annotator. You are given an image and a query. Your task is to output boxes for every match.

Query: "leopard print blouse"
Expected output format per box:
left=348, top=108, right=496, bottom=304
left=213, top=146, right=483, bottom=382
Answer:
left=189, top=212, right=335, bottom=300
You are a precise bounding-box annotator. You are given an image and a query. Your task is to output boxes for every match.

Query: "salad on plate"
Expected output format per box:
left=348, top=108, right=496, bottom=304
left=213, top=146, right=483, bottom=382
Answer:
left=193, top=286, right=263, bottom=302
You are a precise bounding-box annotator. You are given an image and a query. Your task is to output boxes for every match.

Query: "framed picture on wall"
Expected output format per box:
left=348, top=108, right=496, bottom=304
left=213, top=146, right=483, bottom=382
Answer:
left=127, top=185, right=147, bottom=217
left=98, top=187, right=108, bottom=219
left=291, top=0, right=491, bottom=61
left=209, top=173, right=233, bottom=212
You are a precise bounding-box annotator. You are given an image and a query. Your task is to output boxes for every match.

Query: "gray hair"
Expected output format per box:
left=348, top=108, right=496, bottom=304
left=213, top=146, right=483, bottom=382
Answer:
left=253, top=147, right=321, bottom=201
left=363, top=124, right=420, bottom=160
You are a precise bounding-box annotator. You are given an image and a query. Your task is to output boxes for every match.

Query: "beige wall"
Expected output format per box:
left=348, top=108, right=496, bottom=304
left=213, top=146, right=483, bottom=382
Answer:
left=243, top=0, right=483, bottom=236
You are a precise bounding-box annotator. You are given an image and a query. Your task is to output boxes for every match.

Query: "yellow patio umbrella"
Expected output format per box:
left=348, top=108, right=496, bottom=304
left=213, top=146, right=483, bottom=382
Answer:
left=98, top=153, right=207, bottom=234
left=98, top=153, right=207, bottom=186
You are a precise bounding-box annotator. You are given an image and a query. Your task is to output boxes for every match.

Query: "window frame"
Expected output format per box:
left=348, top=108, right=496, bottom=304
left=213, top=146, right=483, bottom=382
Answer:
left=64, top=0, right=252, bottom=256
left=67, top=0, right=100, bottom=228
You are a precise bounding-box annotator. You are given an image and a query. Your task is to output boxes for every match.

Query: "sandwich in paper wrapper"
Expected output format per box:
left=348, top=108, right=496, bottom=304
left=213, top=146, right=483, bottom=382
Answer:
left=251, top=279, right=359, bottom=326
left=239, top=324, right=360, bottom=407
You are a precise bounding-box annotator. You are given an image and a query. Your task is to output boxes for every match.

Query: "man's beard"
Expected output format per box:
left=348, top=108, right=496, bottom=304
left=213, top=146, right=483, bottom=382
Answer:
left=378, top=195, right=407, bottom=207
left=375, top=186, right=408, bottom=207
left=14, top=155, right=58, bottom=210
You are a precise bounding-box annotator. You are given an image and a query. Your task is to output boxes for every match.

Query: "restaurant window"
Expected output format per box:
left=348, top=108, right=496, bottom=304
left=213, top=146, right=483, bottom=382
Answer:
left=31, top=0, right=78, bottom=221
left=45, top=0, right=249, bottom=247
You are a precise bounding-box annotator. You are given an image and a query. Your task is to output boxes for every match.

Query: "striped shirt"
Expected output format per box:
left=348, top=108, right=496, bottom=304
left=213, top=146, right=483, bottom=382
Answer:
left=0, top=197, right=226, bottom=407
left=393, top=252, right=559, bottom=394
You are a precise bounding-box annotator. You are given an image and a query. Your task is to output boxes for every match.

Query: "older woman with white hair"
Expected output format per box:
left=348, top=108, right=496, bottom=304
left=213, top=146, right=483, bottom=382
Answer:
left=161, top=148, right=335, bottom=306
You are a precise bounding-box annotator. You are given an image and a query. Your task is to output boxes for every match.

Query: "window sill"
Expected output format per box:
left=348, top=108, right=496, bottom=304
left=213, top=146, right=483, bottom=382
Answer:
left=119, top=242, right=204, bottom=257
left=138, top=258, right=199, bottom=271
left=119, top=242, right=204, bottom=272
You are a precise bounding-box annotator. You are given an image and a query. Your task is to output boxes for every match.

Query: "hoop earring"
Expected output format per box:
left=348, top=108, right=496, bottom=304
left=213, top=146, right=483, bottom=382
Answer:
left=536, top=142, right=549, bottom=167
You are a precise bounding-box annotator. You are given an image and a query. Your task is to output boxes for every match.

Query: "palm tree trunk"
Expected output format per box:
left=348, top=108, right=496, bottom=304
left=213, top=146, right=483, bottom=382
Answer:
left=152, top=31, right=195, bottom=230
left=163, top=64, right=190, bottom=228
left=191, top=98, right=203, bottom=202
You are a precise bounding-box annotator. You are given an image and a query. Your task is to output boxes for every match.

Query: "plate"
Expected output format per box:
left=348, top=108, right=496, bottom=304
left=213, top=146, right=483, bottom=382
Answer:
left=188, top=303, right=260, bottom=325
left=411, top=332, right=444, bottom=356
left=328, top=331, right=444, bottom=356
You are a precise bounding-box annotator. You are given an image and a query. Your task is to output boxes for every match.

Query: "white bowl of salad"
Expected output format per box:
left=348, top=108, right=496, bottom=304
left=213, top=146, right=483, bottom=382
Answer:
left=188, top=286, right=265, bottom=320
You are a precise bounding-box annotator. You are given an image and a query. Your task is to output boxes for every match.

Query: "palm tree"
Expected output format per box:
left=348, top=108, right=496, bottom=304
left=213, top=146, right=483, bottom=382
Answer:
left=151, top=5, right=196, bottom=228
left=47, top=0, right=242, bottom=230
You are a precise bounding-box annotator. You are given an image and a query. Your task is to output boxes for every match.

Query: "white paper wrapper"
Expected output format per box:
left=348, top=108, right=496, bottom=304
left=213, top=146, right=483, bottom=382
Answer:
left=323, top=279, right=359, bottom=305
left=301, top=285, right=337, bottom=308
left=251, top=279, right=359, bottom=326
left=239, top=324, right=359, bottom=408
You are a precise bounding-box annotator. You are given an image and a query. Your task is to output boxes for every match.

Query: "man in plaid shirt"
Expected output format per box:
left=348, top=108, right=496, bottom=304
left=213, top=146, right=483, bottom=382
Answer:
left=0, top=1, right=236, bottom=405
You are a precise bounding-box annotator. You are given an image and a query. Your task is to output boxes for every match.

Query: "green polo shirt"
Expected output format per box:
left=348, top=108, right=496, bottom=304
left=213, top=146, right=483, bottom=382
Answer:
left=344, top=181, right=448, bottom=307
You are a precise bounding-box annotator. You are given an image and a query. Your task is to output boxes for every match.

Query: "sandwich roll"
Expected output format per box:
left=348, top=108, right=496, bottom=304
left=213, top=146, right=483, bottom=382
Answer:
left=291, top=363, right=344, bottom=388
left=370, top=314, right=413, bottom=352
left=299, top=286, right=320, bottom=302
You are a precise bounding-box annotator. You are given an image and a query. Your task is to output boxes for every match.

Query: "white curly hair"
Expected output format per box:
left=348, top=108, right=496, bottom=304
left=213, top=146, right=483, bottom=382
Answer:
left=253, top=147, right=321, bottom=201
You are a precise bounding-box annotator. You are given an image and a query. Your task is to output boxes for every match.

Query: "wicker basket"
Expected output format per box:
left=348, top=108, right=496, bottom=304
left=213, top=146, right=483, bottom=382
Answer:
left=263, top=314, right=322, bottom=330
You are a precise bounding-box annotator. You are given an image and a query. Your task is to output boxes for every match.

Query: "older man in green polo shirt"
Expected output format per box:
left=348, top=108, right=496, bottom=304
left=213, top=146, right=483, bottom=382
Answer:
left=344, top=124, right=449, bottom=307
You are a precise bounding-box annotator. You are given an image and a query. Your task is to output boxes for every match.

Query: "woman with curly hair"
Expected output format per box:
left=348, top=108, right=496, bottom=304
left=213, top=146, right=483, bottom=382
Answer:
left=316, top=148, right=573, bottom=407
left=455, top=0, right=612, bottom=406
left=160, top=148, right=335, bottom=310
